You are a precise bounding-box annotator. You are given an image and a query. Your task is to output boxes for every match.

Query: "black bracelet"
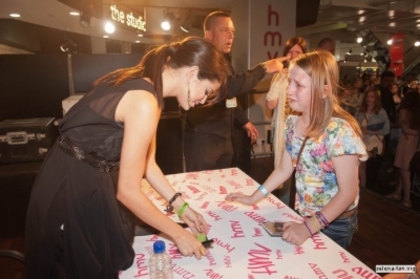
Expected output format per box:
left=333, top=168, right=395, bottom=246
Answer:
left=165, top=192, right=182, bottom=213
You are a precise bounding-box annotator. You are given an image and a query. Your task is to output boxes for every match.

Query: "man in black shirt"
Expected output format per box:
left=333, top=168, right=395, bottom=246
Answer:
left=184, top=11, right=286, bottom=171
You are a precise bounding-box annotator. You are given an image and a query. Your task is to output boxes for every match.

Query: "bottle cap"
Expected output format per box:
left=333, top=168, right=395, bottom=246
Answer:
left=153, top=240, right=166, bottom=254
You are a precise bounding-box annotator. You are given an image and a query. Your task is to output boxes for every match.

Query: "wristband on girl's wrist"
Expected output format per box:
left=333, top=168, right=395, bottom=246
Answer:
left=177, top=202, right=189, bottom=219
left=258, top=185, right=269, bottom=197
left=303, top=221, right=314, bottom=237
left=166, top=192, right=182, bottom=213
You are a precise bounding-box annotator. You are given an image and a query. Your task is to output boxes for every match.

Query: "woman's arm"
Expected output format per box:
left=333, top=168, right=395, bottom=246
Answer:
left=115, top=90, right=206, bottom=258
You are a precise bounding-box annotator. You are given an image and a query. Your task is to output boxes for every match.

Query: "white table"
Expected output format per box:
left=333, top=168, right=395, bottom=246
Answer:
left=120, top=168, right=381, bottom=279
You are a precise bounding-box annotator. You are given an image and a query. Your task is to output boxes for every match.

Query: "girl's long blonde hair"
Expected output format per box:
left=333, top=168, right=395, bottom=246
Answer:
left=290, top=50, right=362, bottom=138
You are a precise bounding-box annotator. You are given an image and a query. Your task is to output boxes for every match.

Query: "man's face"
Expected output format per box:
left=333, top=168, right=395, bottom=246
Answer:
left=205, top=17, right=234, bottom=54
left=318, top=42, right=335, bottom=55
left=381, top=76, right=395, bottom=90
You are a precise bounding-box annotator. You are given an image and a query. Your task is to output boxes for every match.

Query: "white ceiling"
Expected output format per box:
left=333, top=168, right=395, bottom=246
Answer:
left=2, top=0, right=420, bottom=58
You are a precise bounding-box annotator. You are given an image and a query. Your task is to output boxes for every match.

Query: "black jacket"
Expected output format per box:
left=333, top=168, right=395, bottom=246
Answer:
left=185, top=56, right=266, bottom=138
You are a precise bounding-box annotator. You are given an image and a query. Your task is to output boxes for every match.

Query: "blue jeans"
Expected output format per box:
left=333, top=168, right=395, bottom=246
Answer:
left=322, top=211, right=358, bottom=248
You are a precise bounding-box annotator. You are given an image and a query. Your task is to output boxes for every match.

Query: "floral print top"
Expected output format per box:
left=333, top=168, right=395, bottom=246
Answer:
left=285, top=115, right=368, bottom=217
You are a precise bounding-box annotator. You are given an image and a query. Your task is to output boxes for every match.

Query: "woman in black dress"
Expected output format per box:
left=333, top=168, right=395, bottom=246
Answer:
left=25, top=37, right=227, bottom=278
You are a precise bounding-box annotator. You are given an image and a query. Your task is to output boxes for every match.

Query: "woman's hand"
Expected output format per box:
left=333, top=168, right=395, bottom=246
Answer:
left=172, top=230, right=207, bottom=260
left=281, top=221, right=311, bottom=246
left=225, top=192, right=254, bottom=205
left=180, top=206, right=209, bottom=236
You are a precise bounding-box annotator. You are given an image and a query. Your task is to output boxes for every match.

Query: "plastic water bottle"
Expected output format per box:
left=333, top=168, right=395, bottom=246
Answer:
left=148, top=240, right=173, bottom=279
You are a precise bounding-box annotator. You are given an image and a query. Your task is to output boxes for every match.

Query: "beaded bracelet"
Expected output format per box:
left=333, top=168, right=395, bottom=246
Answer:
left=315, top=211, right=330, bottom=228
left=258, top=185, right=269, bottom=197
left=303, top=221, right=314, bottom=237
left=166, top=192, right=182, bottom=213
left=177, top=202, right=189, bottom=219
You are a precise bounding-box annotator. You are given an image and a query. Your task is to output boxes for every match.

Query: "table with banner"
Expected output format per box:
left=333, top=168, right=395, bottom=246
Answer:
left=119, top=168, right=380, bottom=279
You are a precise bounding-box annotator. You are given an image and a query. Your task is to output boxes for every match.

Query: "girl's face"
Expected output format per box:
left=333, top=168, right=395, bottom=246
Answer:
left=287, top=44, right=303, bottom=61
left=287, top=64, right=312, bottom=113
left=365, top=91, right=377, bottom=106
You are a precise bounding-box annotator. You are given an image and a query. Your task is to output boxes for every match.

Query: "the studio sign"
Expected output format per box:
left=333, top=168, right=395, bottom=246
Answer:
left=110, top=5, right=146, bottom=32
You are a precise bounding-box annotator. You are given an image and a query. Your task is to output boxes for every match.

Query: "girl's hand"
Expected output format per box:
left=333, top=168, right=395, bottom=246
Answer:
left=180, top=206, right=209, bottom=236
left=281, top=221, right=311, bottom=246
left=172, top=230, right=207, bottom=260
left=225, top=192, right=254, bottom=205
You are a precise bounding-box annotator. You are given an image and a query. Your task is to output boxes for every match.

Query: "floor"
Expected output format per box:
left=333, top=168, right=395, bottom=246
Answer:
left=1, top=156, right=419, bottom=278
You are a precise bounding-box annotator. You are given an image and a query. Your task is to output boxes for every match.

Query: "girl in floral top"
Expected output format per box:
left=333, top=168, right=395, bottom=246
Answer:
left=226, top=51, right=367, bottom=248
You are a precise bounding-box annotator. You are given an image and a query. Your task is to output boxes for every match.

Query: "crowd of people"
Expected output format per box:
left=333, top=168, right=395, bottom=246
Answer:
left=337, top=69, right=420, bottom=209
left=23, top=9, right=420, bottom=279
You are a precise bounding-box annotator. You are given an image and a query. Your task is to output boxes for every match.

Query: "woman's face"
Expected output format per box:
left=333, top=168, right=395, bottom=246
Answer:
left=391, top=84, right=399, bottom=94
left=287, top=44, right=303, bottom=61
left=365, top=90, right=377, bottom=106
left=179, top=78, right=221, bottom=110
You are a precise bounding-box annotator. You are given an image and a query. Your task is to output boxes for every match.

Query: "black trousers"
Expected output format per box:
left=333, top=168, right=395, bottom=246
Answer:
left=184, top=132, right=233, bottom=172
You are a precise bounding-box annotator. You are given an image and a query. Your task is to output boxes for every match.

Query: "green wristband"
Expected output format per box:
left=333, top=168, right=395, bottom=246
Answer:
left=177, top=202, right=189, bottom=219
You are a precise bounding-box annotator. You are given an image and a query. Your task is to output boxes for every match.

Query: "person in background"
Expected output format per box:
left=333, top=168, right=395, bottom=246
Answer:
left=376, top=71, right=397, bottom=155
left=317, top=37, right=336, bottom=55
left=265, top=36, right=307, bottom=205
left=25, top=37, right=226, bottom=278
left=389, top=83, right=403, bottom=160
left=354, top=88, right=390, bottom=188
left=184, top=11, right=286, bottom=172
left=226, top=51, right=367, bottom=248
left=386, top=89, right=420, bottom=208
left=339, top=84, right=359, bottom=115
left=403, top=78, right=419, bottom=95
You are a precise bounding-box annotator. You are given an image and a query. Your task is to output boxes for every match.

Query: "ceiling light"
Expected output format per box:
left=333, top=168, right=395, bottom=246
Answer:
left=9, top=13, right=21, bottom=18
left=357, top=37, right=363, bottom=43
left=387, top=38, right=393, bottom=45
left=161, top=9, right=174, bottom=31
left=104, top=22, right=115, bottom=34
left=103, top=35, right=109, bottom=38
left=69, top=11, right=80, bottom=16
left=137, top=33, right=143, bottom=37
left=415, top=38, right=420, bottom=47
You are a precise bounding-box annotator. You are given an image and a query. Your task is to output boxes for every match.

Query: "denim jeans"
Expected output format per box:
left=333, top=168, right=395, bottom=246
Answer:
left=321, top=211, right=358, bottom=248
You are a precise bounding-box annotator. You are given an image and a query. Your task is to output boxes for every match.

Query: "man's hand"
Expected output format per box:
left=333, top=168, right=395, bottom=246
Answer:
left=263, top=55, right=291, bottom=74
left=243, top=122, right=259, bottom=140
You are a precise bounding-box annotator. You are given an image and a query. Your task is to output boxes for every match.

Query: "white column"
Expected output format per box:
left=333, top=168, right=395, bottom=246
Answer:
left=231, top=0, right=296, bottom=154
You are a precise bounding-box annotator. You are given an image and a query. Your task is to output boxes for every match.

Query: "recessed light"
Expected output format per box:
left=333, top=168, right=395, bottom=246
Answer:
left=104, top=22, right=115, bottom=34
left=9, top=13, right=21, bottom=18
left=69, top=11, right=80, bottom=16
left=135, top=40, right=140, bottom=43
left=137, top=34, right=143, bottom=37
left=103, top=35, right=109, bottom=38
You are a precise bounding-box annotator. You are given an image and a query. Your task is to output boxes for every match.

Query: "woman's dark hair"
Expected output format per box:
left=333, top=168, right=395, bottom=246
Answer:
left=399, top=88, right=420, bottom=130
left=94, top=36, right=227, bottom=108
